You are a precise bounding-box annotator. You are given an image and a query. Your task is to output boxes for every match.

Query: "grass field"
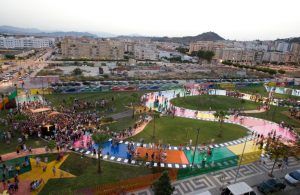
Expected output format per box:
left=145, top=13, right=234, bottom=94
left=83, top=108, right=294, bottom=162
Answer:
left=104, top=115, right=139, bottom=132
left=129, top=116, right=248, bottom=145
left=171, top=95, right=260, bottom=111
left=45, top=91, right=146, bottom=114
left=0, top=111, right=48, bottom=155
left=245, top=106, right=300, bottom=129
left=0, top=135, right=48, bottom=155
left=40, top=153, right=156, bottom=194
left=237, top=84, right=300, bottom=100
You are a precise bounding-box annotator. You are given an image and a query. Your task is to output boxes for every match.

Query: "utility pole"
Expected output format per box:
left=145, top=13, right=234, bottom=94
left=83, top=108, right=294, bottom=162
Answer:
left=234, top=135, right=250, bottom=183
left=192, top=128, right=200, bottom=168
left=152, top=111, right=156, bottom=141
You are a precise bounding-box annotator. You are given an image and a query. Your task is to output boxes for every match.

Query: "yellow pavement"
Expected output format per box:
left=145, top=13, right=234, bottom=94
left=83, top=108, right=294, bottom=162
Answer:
left=196, top=112, right=215, bottom=120
left=18, top=154, right=75, bottom=195
left=228, top=141, right=262, bottom=165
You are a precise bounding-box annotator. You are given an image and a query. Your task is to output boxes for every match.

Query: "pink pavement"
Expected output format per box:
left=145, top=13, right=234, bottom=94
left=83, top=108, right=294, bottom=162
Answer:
left=229, top=116, right=296, bottom=142
left=144, top=90, right=297, bottom=143
left=1, top=148, right=49, bottom=162
left=73, top=135, right=92, bottom=148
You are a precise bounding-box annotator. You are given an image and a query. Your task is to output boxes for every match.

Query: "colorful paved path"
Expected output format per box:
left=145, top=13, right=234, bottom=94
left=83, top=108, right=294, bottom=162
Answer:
left=67, top=88, right=297, bottom=169
left=0, top=154, right=75, bottom=195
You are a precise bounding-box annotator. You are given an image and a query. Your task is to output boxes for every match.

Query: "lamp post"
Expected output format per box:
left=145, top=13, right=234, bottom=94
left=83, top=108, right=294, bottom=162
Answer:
left=192, top=128, right=200, bottom=168
left=234, top=135, right=251, bottom=183
left=151, top=110, right=156, bottom=142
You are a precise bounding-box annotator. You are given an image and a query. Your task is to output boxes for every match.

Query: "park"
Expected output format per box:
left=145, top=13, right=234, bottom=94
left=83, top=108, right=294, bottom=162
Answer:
left=0, top=82, right=300, bottom=194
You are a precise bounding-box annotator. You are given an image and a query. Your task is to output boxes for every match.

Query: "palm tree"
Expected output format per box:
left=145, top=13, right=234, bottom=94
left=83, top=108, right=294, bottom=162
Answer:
left=92, top=133, right=109, bottom=173
left=213, top=110, right=228, bottom=137
left=131, top=93, right=139, bottom=119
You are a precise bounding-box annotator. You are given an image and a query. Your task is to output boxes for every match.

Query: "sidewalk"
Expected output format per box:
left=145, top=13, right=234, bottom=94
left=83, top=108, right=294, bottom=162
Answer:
left=1, top=148, right=54, bottom=162
left=131, top=156, right=300, bottom=195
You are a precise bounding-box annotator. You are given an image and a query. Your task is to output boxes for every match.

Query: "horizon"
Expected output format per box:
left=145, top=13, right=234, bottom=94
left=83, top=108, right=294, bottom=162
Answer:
left=1, top=0, right=300, bottom=41
left=0, top=25, right=298, bottom=41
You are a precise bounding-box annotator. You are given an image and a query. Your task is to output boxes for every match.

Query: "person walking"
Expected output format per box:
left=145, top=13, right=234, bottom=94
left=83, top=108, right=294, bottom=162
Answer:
left=52, top=166, right=56, bottom=176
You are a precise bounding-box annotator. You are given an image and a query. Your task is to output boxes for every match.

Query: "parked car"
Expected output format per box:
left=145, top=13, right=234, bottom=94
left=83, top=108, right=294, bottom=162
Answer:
left=285, top=169, right=300, bottom=185
left=221, top=182, right=256, bottom=195
left=257, top=179, right=286, bottom=194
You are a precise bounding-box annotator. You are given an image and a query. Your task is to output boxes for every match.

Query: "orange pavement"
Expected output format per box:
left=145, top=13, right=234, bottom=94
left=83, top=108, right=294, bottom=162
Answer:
left=136, top=147, right=189, bottom=164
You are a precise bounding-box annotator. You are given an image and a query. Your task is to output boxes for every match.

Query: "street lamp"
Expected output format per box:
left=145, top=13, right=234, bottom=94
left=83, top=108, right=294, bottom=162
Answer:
left=191, top=128, right=200, bottom=168
left=234, top=135, right=251, bottom=183
left=152, top=110, right=156, bottom=142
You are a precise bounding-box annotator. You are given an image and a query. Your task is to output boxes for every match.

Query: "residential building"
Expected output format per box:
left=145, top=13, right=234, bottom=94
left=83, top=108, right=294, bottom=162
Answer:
left=270, top=52, right=285, bottom=63
left=189, top=41, right=228, bottom=53
left=61, top=37, right=124, bottom=60
left=0, top=36, right=55, bottom=48
left=275, top=41, right=290, bottom=52
left=134, top=43, right=159, bottom=61
left=291, top=43, right=300, bottom=64
left=221, top=48, right=243, bottom=62
left=254, top=51, right=264, bottom=64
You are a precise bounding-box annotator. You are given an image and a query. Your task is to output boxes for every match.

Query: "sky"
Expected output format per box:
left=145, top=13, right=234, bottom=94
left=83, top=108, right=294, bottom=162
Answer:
left=1, top=0, right=300, bottom=40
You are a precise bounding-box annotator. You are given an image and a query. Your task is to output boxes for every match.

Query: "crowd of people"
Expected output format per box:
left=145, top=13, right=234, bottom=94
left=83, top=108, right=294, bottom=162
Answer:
left=1, top=156, right=30, bottom=194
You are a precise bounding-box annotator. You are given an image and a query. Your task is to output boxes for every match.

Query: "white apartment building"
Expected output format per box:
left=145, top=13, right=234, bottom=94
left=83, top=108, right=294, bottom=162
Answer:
left=270, top=52, right=285, bottom=63
left=275, top=41, right=290, bottom=52
left=61, top=37, right=124, bottom=60
left=134, top=43, right=159, bottom=61
left=189, top=41, right=229, bottom=53
left=0, top=36, right=55, bottom=48
left=221, top=48, right=243, bottom=62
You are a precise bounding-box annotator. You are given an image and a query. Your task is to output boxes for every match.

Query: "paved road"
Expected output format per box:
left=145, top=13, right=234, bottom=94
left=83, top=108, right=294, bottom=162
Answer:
left=109, top=109, right=132, bottom=120
left=132, top=157, right=300, bottom=195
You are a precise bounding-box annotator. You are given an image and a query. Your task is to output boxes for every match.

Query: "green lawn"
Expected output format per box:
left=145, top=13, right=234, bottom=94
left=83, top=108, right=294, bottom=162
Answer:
left=41, top=153, right=156, bottom=194
left=237, top=84, right=268, bottom=96
left=245, top=106, right=300, bottom=129
left=104, top=115, right=139, bottom=132
left=237, top=84, right=300, bottom=100
left=129, top=116, right=248, bottom=145
left=0, top=135, right=48, bottom=155
left=171, top=95, right=260, bottom=111
left=0, top=111, right=48, bottom=155
left=45, top=91, right=146, bottom=114
left=290, top=85, right=300, bottom=90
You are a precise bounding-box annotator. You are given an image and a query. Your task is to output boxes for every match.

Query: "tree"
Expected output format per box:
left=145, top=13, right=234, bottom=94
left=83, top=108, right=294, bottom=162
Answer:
left=152, top=171, right=175, bottom=195
left=72, top=68, right=83, bottom=76
left=91, top=133, right=109, bottom=173
left=264, top=137, right=292, bottom=177
left=131, top=93, right=139, bottom=119
left=191, top=50, right=215, bottom=62
left=213, top=110, right=228, bottom=137
left=5, top=54, right=15, bottom=60
left=176, top=47, right=189, bottom=54
left=278, top=69, right=286, bottom=74
left=48, top=140, right=56, bottom=152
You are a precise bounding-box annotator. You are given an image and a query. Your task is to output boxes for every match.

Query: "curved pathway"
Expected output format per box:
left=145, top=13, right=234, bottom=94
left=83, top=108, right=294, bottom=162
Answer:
left=66, top=88, right=298, bottom=169
left=3, top=88, right=297, bottom=172
left=143, top=88, right=296, bottom=142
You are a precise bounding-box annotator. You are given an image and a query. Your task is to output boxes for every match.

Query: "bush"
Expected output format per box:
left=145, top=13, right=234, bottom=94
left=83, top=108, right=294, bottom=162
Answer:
left=5, top=54, right=15, bottom=59
left=48, top=140, right=56, bottom=151
left=278, top=69, right=286, bottom=74
left=72, top=68, right=83, bottom=76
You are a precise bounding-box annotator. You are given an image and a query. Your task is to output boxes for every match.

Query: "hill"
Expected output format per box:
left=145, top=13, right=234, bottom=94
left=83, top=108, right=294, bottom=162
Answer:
left=277, top=37, right=300, bottom=43
left=0, top=25, right=97, bottom=37
left=150, top=32, right=225, bottom=44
